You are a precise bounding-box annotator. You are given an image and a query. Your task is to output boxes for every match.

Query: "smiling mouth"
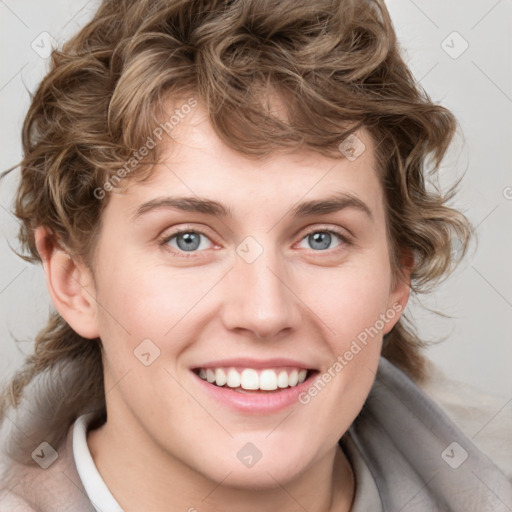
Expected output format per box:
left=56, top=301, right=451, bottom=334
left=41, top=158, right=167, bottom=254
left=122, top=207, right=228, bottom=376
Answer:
left=192, top=367, right=316, bottom=393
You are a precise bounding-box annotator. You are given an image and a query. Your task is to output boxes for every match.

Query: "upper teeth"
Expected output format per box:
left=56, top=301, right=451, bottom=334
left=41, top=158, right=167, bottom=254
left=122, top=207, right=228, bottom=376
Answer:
left=197, top=368, right=308, bottom=390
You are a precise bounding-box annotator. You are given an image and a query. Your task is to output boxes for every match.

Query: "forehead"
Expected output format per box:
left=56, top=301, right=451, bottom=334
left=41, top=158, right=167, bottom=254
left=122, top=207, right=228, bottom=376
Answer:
left=110, top=101, right=384, bottom=224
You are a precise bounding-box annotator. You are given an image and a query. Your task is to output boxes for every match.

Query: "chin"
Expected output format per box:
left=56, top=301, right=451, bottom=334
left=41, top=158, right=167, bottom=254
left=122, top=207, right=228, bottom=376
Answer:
left=191, top=443, right=311, bottom=490
left=210, top=463, right=306, bottom=491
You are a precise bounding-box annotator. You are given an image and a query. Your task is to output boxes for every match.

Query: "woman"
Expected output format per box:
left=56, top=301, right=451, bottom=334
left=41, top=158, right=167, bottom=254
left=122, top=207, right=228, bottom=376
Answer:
left=1, top=0, right=510, bottom=510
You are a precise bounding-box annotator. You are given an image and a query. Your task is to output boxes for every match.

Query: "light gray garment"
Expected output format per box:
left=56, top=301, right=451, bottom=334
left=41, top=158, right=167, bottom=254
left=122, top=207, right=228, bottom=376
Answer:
left=343, top=357, right=512, bottom=511
left=1, top=357, right=511, bottom=511
left=341, top=432, right=383, bottom=511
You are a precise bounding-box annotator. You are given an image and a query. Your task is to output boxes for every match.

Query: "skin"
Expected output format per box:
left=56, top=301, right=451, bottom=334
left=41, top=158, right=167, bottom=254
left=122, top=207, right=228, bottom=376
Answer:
left=36, top=101, right=410, bottom=512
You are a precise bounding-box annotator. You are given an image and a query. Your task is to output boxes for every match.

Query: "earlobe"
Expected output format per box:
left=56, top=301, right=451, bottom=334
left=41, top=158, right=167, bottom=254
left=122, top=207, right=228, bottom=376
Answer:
left=389, top=276, right=410, bottom=321
left=384, top=253, right=413, bottom=335
left=35, top=226, right=100, bottom=339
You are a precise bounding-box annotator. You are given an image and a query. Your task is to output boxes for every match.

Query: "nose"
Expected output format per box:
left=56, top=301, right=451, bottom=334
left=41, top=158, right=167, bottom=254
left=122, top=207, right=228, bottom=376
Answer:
left=220, top=244, right=302, bottom=340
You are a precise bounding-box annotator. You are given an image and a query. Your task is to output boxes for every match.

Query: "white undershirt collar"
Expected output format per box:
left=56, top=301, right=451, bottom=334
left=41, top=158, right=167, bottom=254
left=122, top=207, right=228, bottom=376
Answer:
left=73, top=413, right=124, bottom=512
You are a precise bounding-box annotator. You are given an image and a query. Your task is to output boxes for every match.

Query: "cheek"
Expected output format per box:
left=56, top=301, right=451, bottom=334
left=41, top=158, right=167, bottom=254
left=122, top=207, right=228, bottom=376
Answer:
left=92, top=258, right=225, bottom=393
left=94, top=259, right=199, bottom=338
left=305, top=259, right=393, bottom=345
left=296, top=258, right=393, bottom=412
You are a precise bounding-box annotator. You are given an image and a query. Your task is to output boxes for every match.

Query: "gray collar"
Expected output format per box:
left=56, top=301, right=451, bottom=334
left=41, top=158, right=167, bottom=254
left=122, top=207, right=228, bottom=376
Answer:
left=346, top=357, right=512, bottom=511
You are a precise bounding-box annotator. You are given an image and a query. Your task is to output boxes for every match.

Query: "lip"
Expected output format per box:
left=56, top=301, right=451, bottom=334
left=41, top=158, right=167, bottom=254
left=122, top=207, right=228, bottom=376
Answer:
left=190, top=358, right=318, bottom=414
left=191, top=357, right=313, bottom=371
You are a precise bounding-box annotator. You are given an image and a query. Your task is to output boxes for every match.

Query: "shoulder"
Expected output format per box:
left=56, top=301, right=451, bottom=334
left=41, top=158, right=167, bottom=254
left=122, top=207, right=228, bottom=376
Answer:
left=0, top=453, right=54, bottom=512
left=350, top=357, right=512, bottom=510
left=0, top=418, right=94, bottom=512
left=418, top=358, right=512, bottom=480
left=0, top=457, right=38, bottom=511
left=0, top=491, right=38, bottom=512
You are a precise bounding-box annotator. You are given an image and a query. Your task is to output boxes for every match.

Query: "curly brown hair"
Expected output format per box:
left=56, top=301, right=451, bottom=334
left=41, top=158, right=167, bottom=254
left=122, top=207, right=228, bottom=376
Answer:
left=1, top=0, right=471, bottom=453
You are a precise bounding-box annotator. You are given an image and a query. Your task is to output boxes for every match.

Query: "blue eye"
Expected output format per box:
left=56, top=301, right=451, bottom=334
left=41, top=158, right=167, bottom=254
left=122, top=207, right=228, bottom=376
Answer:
left=298, top=230, right=345, bottom=251
left=163, top=230, right=212, bottom=253
left=160, top=227, right=349, bottom=259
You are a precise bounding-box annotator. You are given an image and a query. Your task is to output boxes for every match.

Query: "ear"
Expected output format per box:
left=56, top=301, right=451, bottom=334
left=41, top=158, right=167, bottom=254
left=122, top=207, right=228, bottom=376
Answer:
left=383, top=250, right=413, bottom=335
left=35, top=226, right=100, bottom=339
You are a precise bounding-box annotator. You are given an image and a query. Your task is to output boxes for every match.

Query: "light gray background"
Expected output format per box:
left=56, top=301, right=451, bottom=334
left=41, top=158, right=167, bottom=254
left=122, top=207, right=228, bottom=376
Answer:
left=1, top=1, right=511, bottom=399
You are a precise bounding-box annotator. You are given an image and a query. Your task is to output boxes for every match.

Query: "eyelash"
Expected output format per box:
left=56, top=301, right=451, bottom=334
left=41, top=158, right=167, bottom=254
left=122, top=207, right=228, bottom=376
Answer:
left=158, top=226, right=351, bottom=259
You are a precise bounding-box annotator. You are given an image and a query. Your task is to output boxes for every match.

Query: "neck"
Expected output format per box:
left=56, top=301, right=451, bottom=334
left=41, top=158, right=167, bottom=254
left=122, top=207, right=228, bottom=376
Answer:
left=87, top=417, right=355, bottom=512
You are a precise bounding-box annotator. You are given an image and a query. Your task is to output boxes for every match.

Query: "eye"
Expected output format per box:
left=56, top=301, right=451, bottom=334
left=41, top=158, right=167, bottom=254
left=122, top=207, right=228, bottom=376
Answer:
left=297, top=229, right=348, bottom=252
left=160, top=229, right=213, bottom=255
left=159, top=226, right=350, bottom=258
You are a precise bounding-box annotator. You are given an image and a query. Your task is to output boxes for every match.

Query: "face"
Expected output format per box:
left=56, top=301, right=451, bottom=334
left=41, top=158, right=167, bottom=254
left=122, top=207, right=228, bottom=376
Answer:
left=85, top=101, right=408, bottom=488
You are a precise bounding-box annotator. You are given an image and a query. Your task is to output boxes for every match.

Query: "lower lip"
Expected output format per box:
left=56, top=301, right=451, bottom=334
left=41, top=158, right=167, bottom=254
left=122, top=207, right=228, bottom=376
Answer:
left=192, top=371, right=316, bottom=413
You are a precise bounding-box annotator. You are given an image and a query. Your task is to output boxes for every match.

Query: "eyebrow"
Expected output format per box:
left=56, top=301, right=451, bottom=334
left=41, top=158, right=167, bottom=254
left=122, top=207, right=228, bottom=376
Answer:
left=132, top=192, right=373, bottom=221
